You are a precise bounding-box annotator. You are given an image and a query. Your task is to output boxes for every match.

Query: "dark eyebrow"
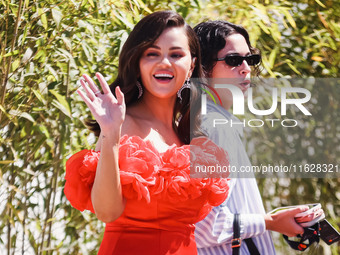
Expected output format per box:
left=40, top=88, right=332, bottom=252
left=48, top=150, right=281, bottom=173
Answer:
left=169, top=46, right=185, bottom=50
left=224, top=52, right=251, bottom=56
left=149, top=45, right=185, bottom=50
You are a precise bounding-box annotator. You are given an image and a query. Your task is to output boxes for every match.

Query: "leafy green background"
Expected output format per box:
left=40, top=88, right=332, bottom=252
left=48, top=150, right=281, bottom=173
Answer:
left=0, top=0, right=339, bottom=254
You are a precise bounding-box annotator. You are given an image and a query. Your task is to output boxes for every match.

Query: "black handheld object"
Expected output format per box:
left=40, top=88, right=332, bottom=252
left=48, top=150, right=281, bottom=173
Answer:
left=284, top=220, right=340, bottom=251
left=319, top=219, right=340, bottom=245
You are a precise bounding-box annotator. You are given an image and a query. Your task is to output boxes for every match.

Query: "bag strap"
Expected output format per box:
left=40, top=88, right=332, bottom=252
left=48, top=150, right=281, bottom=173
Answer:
left=245, top=238, right=260, bottom=255
left=232, top=214, right=241, bottom=255
left=232, top=214, right=261, bottom=255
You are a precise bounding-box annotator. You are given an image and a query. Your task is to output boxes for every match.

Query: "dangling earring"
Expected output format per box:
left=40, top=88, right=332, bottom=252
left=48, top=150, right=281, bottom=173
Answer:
left=136, top=81, right=143, bottom=99
left=177, top=78, right=191, bottom=101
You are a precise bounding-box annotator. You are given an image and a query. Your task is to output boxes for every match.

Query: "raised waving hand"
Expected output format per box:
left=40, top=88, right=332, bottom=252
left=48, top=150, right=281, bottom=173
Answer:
left=77, top=73, right=126, bottom=222
left=77, top=73, right=126, bottom=134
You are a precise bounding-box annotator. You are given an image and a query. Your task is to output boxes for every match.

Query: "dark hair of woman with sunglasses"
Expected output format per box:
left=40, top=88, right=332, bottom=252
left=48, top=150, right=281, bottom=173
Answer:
left=194, top=20, right=261, bottom=78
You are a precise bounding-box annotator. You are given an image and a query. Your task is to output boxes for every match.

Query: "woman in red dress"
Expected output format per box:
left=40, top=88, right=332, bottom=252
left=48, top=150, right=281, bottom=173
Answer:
left=64, top=11, right=229, bottom=254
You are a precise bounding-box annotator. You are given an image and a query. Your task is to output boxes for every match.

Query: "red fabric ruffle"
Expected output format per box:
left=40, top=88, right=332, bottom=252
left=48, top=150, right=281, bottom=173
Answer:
left=64, top=135, right=229, bottom=213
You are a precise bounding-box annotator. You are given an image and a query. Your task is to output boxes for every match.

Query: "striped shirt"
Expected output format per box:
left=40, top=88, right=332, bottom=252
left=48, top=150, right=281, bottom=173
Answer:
left=195, top=101, right=276, bottom=255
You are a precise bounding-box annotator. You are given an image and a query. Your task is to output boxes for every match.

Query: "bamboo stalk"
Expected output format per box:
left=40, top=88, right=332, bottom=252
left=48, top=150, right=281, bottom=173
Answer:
left=0, top=0, right=23, bottom=122
left=46, top=61, right=70, bottom=253
left=1, top=2, right=8, bottom=77
left=39, top=174, right=52, bottom=255
left=7, top=164, right=16, bottom=255
left=21, top=138, right=30, bottom=254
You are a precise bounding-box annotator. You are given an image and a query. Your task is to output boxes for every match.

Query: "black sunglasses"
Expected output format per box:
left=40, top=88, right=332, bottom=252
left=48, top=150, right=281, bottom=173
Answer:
left=216, top=54, right=261, bottom=67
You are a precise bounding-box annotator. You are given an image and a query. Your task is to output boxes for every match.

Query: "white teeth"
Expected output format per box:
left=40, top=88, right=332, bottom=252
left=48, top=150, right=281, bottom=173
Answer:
left=154, top=73, right=173, bottom=78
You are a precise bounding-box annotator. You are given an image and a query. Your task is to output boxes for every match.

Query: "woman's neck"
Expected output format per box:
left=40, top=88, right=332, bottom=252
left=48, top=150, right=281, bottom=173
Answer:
left=125, top=95, right=182, bottom=147
left=136, top=95, right=176, bottom=128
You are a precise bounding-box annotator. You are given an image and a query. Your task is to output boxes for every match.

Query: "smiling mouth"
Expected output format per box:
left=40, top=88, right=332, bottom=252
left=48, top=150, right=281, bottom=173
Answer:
left=153, top=73, right=174, bottom=81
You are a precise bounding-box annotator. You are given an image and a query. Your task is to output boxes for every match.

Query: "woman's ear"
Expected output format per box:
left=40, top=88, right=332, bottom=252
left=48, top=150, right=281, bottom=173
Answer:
left=188, top=57, right=197, bottom=78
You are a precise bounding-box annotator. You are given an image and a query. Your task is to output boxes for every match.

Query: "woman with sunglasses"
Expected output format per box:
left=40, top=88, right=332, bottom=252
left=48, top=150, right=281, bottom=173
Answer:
left=194, top=20, right=308, bottom=255
left=64, top=12, right=230, bottom=255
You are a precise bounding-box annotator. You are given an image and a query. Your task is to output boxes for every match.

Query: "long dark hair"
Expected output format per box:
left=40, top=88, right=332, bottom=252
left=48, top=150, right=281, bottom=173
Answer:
left=194, top=20, right=261, bottom=78
left=87, top=11, right=204, bottom=144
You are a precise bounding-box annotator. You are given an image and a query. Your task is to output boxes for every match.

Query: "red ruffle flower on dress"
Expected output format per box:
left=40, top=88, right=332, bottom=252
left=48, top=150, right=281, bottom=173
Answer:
left=64, top=135, right=230, bottom=213
left=64, top=149, right=99, bottom=213
left=118, top=135, right=162, bottom=203
left=190, top=137, right=230, bottom=206
left=158, top=144, right=194, bottom=202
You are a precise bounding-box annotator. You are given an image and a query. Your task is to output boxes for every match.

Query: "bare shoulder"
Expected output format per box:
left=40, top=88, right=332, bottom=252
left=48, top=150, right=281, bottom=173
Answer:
left=95, top=114, right=139, bottom=151
left=121, top=112, right=143, bottom=137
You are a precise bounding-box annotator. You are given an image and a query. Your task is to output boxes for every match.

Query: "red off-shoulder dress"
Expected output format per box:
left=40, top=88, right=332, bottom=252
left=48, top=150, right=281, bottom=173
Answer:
left=64, top=135, right=229, bottom=254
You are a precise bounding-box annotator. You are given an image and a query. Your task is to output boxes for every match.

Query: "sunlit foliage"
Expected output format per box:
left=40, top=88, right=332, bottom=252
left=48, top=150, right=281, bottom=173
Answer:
left=0, top=0, right=339, bottom=254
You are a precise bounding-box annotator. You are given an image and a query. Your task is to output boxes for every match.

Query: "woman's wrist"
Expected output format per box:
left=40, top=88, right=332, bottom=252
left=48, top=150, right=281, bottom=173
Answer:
left=264, top=214, right=273, bottom=230
left=100, top=129, right=121, bottom=145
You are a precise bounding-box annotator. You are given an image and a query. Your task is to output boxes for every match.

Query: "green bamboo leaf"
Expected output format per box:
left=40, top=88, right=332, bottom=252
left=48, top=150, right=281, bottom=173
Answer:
left=62, top=37, right=72, bottom=51
left=52, top=99, right=71, bottom=117
left=302, top=36, right=319, bottom=44
left=23, top=168, right=36, bottom=175
left=134, top=0, right=152, bottom=13
left=47, top=217, right=56, bottom=223
left=32, top=137, right=47, bottom=158
left=269, top=22, right=281, bottom=42
left=4, top=50, right=20, bottom=57
left=21, top=26, right=28, bottom=47
left=78, top=20, right=94, bottom=35
left=113, top=12, right=134, bottom=30
left=32, top=88, right=46, bottom=104
left=34, top=49, right=46, bottom=62
left=268, top=47, right=278, bottom=69
left=38, top=125, right=51, bottom=139
left=282, top=9, right=296, bottom=29
left=0, top=160, right=16, bottom=164
left=21, top=112, right=36, bottom=122
left=0, top=104, right=10, bottom=119
left=260, top=59, right=276, bottom=77
left=38, top=8, right=48, bottom=30
left=301, top=25, right=308, bottom=34
left=57, top=48, right=76, bottom=67
left=11, top=59, right=20, bottom=71
left=46, top=138, right=55, bottom=150
left=20, top=124, right=27, bottom=137
left=52, top=7, right=62, bottom=27
left=50, top=90, right=71, bottom=117
left=9, top=110, right=35, bottom=122
left=254, top=19, right=270, bottom=34
left=81, top=41, right=93, bottom=62
left=88, top=0, right=95, bottom=7
left=46, top=64, right=59, bottom=81
left=286, top=61, right=301, bottom=75
left=315, top=0, right=326, bottom=8
left=22, top=47, right=33, bottom=62
left=328, top=38, right=337, bottom=51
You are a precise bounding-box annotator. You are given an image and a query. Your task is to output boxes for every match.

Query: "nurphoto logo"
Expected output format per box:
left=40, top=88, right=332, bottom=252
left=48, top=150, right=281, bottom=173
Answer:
left=201, top=82, right=312, bottom=128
